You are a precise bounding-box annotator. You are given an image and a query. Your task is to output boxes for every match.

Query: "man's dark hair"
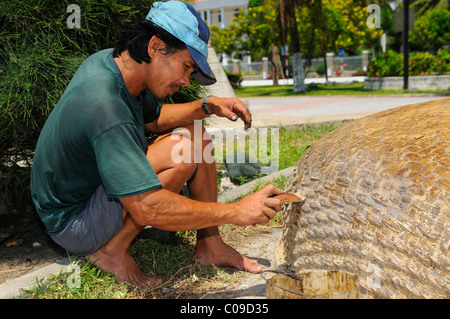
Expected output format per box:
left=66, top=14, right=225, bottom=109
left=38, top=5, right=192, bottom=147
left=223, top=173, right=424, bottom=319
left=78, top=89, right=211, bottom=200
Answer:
left=113, top=20, right=186, bottom=63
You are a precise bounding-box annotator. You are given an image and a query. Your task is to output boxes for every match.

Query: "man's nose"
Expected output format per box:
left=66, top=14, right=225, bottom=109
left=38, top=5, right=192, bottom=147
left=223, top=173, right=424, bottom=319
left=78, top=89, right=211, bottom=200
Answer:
left=180, top=73, right=191, bottom=87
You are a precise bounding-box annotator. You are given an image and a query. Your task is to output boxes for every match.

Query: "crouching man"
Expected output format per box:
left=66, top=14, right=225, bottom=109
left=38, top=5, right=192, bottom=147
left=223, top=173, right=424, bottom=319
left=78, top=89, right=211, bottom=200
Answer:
left=31, top=1, right=282, bottom=287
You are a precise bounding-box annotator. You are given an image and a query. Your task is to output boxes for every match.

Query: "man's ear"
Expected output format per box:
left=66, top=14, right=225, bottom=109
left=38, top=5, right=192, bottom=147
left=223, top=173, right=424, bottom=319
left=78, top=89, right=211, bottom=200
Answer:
left=148, top=35, right=164, bottom=59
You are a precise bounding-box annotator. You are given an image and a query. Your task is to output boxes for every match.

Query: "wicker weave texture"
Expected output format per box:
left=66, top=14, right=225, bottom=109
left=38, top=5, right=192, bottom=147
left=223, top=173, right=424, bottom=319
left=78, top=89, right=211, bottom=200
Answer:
left=279, top=98, right=450, bottom=298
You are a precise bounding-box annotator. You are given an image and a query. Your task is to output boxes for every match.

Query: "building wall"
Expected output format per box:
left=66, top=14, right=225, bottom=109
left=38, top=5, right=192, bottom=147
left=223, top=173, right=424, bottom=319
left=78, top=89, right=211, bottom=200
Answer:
left=192, top=0, right=248, bottom=28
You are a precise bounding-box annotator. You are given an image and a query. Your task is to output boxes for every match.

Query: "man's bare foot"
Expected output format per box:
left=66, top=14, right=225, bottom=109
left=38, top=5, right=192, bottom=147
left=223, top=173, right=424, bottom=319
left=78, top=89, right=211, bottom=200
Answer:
left=194, top=234, right=262, bottom=273
left=87, top=248, right=162, bottom=288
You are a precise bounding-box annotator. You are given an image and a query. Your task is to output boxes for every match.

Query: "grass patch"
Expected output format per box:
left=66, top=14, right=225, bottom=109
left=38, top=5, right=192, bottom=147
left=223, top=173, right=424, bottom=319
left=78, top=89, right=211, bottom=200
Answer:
left=277, top=122, right=339, bottom=170
left=22, top=257, right=131, bottom=299
left=23, top=237, right=244, bottom=299
left=234, top=82, right=450, bottom=97
left=213, top=122, right=342, bottom=172
left=131, top=237, right=245, bottom=299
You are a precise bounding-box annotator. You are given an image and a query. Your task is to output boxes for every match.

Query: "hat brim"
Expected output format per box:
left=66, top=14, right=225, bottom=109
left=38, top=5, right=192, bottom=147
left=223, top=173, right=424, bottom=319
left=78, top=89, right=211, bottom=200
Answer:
left=186, top=45, right=217, bottom=86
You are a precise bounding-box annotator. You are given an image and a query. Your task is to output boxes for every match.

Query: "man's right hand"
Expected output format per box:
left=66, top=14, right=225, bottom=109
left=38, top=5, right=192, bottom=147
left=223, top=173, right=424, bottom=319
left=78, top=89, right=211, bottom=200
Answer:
left=232, top=184, right=284, bottom=226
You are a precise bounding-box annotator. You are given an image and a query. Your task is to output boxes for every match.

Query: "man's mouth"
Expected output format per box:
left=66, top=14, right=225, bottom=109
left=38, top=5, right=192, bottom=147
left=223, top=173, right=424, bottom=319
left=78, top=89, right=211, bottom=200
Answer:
left=170, top=85, right=181, bottom=95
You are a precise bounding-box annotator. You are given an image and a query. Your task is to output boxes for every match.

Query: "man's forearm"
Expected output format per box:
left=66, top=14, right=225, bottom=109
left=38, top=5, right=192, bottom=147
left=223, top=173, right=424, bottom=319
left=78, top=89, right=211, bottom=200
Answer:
left=145, top=100, right=207, bottom=133
left=120, top=188, right=236, bottom=231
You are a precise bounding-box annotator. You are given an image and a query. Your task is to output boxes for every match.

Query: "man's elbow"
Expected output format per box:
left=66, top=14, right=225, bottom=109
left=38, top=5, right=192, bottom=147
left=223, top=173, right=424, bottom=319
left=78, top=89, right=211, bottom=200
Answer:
left=119, top=192, right=159, bottom=227
left=144, top=122, right=160, bottom=134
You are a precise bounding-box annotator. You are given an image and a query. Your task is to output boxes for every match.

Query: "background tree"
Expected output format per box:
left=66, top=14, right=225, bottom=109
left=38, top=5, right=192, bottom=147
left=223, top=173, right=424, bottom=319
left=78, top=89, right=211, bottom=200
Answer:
left=410, top=0, right=450, bottom=16
left=295, top=1, right=344, bottom=81
left=210, top=0, right=450, bottom=86
left=323, top=0, right=385, bottom=55
left=283, top=0, right=306, bottom=92
left=409, top=9, right=450, bottom=52
left=210, top=24, right=239, bottom=58
left=248, top=0, right=264, bottom=7
left=221, top=5, right=282, bottom=85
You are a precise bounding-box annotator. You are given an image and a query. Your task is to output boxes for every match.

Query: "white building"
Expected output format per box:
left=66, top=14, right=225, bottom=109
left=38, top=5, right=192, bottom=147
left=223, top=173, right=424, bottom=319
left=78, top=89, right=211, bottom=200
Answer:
left=192, top=0, right=248, bottom=29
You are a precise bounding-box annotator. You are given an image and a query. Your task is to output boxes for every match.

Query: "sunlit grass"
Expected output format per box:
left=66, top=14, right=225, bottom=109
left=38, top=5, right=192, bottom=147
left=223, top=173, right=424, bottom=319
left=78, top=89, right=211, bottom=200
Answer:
left=235, top=82, right=449, bottom=97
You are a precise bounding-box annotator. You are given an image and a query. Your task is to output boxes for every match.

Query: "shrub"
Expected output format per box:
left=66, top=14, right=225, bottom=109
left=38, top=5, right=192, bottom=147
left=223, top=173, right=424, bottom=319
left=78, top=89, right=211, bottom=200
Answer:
left=409, top=9, right=450, bottom=52
left=0, top=42, right=87, bottom=201
left=366, top=49, right=450, bottom=77
left=366, top=50, right=403, bottom=77
left=352, top=68, right=367, bottom=76
left=409, top=52, right=436, bottom=75
left=226, top=71, right=244, bottom=89
left=315, top=64, right=326, bottom=76
left=435, top=49, right=450, bottom=74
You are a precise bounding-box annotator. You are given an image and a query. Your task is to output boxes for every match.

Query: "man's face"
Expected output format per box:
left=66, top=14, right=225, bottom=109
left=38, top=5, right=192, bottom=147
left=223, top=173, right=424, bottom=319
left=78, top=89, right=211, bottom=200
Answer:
left=145, top=47, right=198, bottom=101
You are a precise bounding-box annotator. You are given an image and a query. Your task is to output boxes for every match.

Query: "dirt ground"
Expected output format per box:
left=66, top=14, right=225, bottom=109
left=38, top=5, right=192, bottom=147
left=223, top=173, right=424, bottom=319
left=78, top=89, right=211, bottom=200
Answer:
left=0, top=207, right=67, bottom=285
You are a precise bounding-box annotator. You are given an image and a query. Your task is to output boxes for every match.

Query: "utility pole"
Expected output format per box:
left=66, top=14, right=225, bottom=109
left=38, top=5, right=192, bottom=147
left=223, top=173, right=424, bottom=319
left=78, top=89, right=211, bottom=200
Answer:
left=403, top=0, right=409, bottom=90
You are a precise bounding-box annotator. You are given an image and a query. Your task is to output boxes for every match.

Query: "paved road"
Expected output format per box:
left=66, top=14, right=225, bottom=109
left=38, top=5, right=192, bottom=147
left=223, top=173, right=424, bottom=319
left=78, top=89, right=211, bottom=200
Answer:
left=245, top=95, right=447, bottom=117
left=207, top=95, right=449, bottom=130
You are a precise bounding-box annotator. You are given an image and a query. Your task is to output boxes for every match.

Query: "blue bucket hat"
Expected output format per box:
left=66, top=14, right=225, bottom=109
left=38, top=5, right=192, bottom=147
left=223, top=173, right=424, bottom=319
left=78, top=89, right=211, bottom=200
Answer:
left=146, top=1, right=217, bottom=86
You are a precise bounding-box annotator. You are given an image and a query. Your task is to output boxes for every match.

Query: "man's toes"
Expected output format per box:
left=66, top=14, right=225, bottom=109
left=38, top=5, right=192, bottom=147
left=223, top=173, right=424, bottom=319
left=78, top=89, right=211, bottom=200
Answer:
left=242, top=257, right=262, bottom=273
left=145, top=276, right=163, bottom=287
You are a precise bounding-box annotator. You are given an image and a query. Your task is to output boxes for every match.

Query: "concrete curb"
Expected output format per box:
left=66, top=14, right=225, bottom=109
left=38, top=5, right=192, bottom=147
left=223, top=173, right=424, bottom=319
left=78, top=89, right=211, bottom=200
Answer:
left=217, top=167, right=294, bottom=203
left=0, top=257, right=74, bottom=299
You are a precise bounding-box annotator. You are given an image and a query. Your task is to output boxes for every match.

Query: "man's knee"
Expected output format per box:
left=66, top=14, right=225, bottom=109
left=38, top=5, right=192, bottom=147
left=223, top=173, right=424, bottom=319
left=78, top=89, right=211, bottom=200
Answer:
left=169, top=130, right=198, bottom=174
left=180, top=121, right=211, bottom=148
left=171, top=123, right=214, bottom=165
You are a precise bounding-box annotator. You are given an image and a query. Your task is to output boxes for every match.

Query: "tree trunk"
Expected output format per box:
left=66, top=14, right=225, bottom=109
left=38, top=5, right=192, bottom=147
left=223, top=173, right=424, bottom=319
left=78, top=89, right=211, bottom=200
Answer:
left=292, top=52, right=305, bottom=92
left=272, top=44, right=279, bottom=86
left=286, top=0, right=305, bottom=92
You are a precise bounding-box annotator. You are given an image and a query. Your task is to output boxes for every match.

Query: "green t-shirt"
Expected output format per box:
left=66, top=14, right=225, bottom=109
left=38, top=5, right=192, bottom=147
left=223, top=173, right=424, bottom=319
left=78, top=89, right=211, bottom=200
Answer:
left=31, top=49, right=163, bottom=235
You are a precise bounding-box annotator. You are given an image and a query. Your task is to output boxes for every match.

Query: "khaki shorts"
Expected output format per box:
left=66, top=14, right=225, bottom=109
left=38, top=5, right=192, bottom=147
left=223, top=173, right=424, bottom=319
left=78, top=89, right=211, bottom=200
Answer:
left=50, top=185, right=123, bottom=256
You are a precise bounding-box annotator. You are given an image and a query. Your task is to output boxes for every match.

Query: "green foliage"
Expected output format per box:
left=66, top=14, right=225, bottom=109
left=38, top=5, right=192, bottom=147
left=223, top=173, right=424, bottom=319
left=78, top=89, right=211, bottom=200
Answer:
left=409, top=9, right=450, bottom=52
left=0, top=0, right=203, bottom=203
left=232, top=6, right=279, bottom=61
left=364, top=50, right=403, bottom=77
left=210, top=5, right=280, bottom=62
left=210, top=0, right=385, bottom=61
left=225, top=71, right=244, bottom=89
left=436, top=48, right=450, bottom=73
left=248, top=0, right=263, bottom=8
left=315, top=64, right=326, bottom=76
left=411, top=0, right=450, bottom=17
left=278, top=123, right=339, bottom=170
left=409, top=51, right=437, bottom=75
left=23, top=258, right=131, bottom=299
left=209, top=24, right=238, bottom=55
left=296, top=1, right=345, bottom=58
left=367, top=49, right=450, bottom=77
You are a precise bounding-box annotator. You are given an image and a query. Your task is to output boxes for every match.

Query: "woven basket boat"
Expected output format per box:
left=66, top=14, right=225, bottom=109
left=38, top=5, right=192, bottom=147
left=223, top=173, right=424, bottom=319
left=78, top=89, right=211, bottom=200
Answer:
left=277, top=98, right=450, bottom=299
